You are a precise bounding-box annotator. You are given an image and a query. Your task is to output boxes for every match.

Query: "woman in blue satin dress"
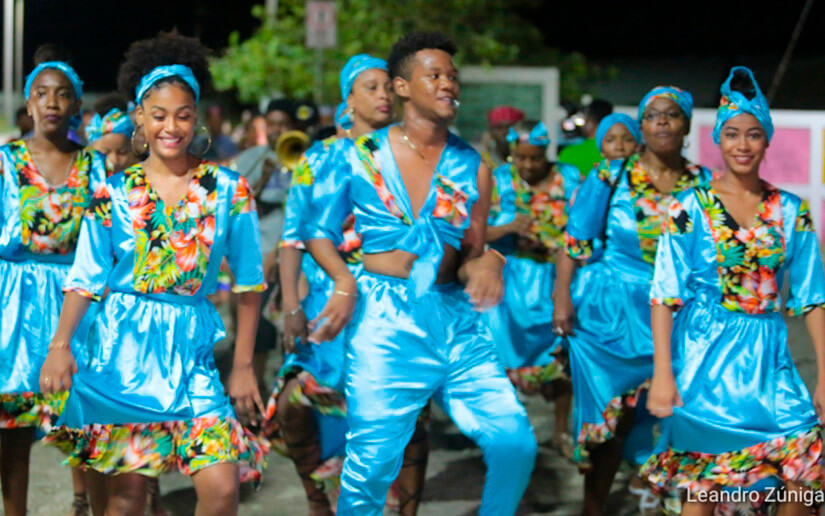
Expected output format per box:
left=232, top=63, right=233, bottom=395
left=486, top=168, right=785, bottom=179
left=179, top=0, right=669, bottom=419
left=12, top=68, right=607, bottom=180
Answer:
left=0, top=58, right=105, bottom=516
left=84, top=93, right=139, bottom=176
left=485, top=120, right=580, bottom=454
left=552, top=85, right=713, bottom=515
left=38, top=33, right=268, bottom=516
left=265, top=54, right=429, bottom=516
left=643, top=67, right=825, bottom=516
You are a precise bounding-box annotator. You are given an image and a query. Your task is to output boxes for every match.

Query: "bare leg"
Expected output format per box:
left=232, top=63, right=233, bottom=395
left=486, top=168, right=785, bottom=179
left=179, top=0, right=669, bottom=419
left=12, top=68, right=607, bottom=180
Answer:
left=71, top=467, right=91, bottom=516
left=84, top=469, right=108, bottom=516
left=777, top=481, right=814, bottom=516
left=146, top=477, right=168, bottom=516
left=0, top=427, right=34, bottom=516
left=103, top=473, right=147, bottom=516
left=581, top=406, right=635, bottom=516
left=276, top=378, right=332, bottom=516
left=396, top=421, right=429, bottom=516
left=191, top=463, right=239, bottom=516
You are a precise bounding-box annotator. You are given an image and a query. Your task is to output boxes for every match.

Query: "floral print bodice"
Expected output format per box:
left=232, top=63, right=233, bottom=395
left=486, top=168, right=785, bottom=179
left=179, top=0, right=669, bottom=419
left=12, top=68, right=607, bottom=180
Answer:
left=11, top=141, right=96, bottom=255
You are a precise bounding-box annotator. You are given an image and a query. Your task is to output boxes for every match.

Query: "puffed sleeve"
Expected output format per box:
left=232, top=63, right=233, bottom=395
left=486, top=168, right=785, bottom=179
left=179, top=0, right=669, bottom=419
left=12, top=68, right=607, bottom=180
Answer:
left=649, top=196, right=695, bottom=310
left=279, top=154, right=313, bottom=250
left=785, top=199, right=825, bottom=316
left=306, top=146, right=353, bottom=244
left=488, top=164, right=516, bottom=227
left=63, top=183, right=114, bottom=301
left=564, top=159, right=617, bottom=260
left=226, top=175, right=266, bottom=293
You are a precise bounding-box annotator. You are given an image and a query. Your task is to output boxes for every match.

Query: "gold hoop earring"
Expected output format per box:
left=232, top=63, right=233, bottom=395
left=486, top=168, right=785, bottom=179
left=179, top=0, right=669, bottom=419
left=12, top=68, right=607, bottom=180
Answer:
left=196, top=126, right=212, bottom=157
left=131, top=125, right=148, bottom=155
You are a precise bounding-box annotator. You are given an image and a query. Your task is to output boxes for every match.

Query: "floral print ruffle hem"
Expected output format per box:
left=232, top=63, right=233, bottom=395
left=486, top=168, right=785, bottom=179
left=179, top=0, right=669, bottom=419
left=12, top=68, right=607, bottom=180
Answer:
left=641, top=426, right=824, bottom=515
left=0, top=391, right=67, bottom=432
left=506, top=355, right=569, bottom=396
left=46, top=416, right=269, bottom=484
left=575, top=379, right=651, bottom=470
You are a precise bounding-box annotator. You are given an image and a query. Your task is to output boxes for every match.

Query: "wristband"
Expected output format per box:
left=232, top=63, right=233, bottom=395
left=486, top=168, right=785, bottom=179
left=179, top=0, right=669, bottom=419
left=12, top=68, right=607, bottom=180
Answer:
left=487, top=248, right=507, bottom=265
left=333, top=290, right=356, bottom=298
left=48, top=340, right=71, bottom=351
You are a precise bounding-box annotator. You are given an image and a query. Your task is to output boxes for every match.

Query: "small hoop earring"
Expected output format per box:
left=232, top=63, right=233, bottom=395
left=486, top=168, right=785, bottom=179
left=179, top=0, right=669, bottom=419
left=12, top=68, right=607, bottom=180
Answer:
left=196, top=126, right=212, bottom=157
left=131, top=125, right=148, bottom=155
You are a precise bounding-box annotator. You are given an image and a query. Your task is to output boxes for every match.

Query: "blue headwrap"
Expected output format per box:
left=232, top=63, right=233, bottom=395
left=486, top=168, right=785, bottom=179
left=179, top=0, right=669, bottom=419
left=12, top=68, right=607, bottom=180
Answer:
left=135, top=65, right=201, bottom=103
left=506, top=121, right=550, bottom=147
left=638, top=85, right=693, bottom=121
left=85, top=108, right=135, bottom=144
left=24, top=61, right=83, bottom=99
left=712, top=66, right=774, bottom=144
left=595, top=113, right=642, bottom=153
left=336, top=54, right=388, bottom=130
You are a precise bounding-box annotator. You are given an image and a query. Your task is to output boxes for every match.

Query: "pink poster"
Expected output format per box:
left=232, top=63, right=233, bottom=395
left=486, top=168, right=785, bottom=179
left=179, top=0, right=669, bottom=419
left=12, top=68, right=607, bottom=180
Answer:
left=698, top=126, right=809, bottom=184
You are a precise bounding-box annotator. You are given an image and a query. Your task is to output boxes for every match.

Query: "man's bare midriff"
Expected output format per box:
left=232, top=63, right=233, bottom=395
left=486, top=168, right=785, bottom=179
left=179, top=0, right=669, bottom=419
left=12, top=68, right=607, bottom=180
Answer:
left=362, top=246, right=460, bottom=284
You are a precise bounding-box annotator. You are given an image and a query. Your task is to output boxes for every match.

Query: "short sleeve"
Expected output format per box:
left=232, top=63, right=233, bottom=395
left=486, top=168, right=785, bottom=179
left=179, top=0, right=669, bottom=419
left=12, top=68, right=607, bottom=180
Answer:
left=785, top=200, right=825, bottom=316
left=306, top=151, right=352, bottom=244
left=488, top=164, right=516, bottom=227
left=226, top=176, right=266, bottom=293
left=564, top=160, right=616, bottom=260
left=649, top=198, right=694, bottom=310
left=279, top=155, right=313, bottom=250
left=63, top=184, right=114, bottom=301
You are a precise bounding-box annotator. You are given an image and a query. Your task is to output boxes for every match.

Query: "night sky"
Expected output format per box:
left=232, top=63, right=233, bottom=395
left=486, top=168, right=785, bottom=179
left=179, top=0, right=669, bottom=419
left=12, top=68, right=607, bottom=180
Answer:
left=12, top=1, right=825, bottom=93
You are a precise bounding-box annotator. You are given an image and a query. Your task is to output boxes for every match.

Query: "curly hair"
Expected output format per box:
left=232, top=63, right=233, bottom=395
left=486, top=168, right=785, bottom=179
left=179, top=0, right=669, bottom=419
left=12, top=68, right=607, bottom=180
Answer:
left=93, top=92, right=129, bottom=116
left=33, top=44, right=72, bottom=65
left=387, top=31, right=456, bottom=80
left=117, top=31, right=212, bottom=103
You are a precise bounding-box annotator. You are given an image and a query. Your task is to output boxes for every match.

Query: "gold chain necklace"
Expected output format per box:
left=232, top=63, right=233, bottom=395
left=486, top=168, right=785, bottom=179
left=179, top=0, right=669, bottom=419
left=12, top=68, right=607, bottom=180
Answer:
left=399, top=125, right=435, bottom=169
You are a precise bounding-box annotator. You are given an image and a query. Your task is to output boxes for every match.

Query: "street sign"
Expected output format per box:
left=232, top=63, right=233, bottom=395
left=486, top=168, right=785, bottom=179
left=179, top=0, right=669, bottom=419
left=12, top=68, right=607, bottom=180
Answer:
left=306, top=1, right=336, bottom=49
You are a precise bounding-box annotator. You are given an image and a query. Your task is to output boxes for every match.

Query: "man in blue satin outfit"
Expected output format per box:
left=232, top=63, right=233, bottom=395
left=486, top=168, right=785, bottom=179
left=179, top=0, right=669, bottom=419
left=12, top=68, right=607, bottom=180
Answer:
left=304, top=31, right=537, bottom=516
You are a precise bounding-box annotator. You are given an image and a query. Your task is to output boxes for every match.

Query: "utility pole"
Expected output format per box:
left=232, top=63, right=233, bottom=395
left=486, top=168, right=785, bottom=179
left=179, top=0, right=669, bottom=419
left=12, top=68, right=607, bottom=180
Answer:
left=4, top=0, right=13, bottom=127
left=14, top=0, right=22, bottom=95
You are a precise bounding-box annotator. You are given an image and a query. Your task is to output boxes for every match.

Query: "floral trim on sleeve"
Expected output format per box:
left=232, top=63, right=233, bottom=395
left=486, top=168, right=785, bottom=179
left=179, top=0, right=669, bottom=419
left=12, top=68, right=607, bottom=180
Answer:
left=231, top=282, right=267, bottom=293
left=787, top=303, right=825, bottom=317
left=13, top=141, right=94, bottom=254
left=279, top=239, right=306, bottom=250
left=651, top=297, right=684, bottom=309
left=230, top=175, right=256, bottom=215
left=564, top=231, right=594, bottom=261
left=64, top=287, right=102, bottom=302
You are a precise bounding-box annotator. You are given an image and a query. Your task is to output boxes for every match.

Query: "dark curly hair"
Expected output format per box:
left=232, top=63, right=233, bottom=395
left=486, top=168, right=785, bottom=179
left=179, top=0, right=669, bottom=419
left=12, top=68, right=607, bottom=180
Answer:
left=33, top=44, right=71, bottom=66
left=117, top=31, right=212, bottom=104
left=93, top=92, right=129, bottom=116
left=387, top=31, right=456, bottom=80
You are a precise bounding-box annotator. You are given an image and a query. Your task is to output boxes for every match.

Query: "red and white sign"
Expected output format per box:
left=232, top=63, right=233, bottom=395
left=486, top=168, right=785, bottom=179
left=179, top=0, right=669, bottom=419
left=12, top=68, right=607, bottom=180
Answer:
left=306, top=1, right=336, bottom=49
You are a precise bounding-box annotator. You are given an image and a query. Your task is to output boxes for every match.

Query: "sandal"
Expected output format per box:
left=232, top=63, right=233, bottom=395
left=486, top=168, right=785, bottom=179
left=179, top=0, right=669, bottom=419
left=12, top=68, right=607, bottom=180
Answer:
left=69, top=492, right=90, bottom=516
left=628, top=484, right=661, bottom=515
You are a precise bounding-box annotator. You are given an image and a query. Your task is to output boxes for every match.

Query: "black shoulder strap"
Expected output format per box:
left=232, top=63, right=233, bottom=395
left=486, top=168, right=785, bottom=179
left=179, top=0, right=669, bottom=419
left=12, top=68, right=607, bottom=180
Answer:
left=599, top=157, right=630, bottom=245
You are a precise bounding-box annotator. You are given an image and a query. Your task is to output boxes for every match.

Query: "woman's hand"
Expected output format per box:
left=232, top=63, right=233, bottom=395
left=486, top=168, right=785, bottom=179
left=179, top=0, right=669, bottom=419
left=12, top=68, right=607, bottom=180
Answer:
left=282, top=304, right=309, bottom=353
left=509, top=213, right=534, bottom=238
left=227, top=363, right=265, bottom=421
left=308, top=276, right=357, bottom=344
left=552, top=289, right=577, bottom=337
left=647, top=372, right=682, bottom=419
left=39, top=346, right=77, bottom=394
left=464, top=250, right=505, bottom=311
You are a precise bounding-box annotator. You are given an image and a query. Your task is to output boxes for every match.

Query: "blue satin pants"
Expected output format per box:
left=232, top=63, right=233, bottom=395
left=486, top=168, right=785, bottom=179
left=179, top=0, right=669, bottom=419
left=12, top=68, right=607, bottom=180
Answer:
left=337, top=273, right=537, bottom=516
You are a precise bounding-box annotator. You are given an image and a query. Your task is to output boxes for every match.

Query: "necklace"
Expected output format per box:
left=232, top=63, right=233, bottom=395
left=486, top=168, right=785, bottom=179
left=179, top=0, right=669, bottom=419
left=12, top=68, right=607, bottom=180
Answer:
left=29, top=146, right=77, bottom=188
left=399, top=125, right=435, bottom=169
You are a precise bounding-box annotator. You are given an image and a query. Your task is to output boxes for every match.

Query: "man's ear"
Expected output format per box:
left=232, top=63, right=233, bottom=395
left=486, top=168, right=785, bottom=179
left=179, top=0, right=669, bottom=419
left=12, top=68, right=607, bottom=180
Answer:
left=393, top=76, right=410, bottom=100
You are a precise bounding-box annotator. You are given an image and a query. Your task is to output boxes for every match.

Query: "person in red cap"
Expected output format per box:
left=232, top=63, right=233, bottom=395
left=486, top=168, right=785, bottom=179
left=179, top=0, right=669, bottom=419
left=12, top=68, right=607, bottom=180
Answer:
left=481, top=105, right=524, bottom=170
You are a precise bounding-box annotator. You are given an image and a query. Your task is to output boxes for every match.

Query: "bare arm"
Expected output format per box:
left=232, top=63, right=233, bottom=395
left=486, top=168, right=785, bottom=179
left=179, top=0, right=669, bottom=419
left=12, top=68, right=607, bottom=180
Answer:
left=227, top=291, right=265, bottom=419
left=458, top=162, right=505, bottom=309
left=40, top=291, right=92, bottom=393
left=279, top=246, right=309, bottom=352
left=551, top=250, right=580, bottom=335
left=646, top=304, right=682, bottom=418
left=305, top=238, right=357, bottom=343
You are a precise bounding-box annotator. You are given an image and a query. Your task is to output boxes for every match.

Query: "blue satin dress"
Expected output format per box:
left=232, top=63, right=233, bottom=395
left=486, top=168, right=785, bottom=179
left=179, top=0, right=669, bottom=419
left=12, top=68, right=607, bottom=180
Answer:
left=641, top=183, right=824, bottom=511
left=263, top=136, right=359, bottom=487
left=312, top=126, right=536, bottom=516
left=54, top=161, right=269, bottom=480
left=563, top=154, right=712, bottom=468
left=0, top=141, right=105, bottom=433
left=485, top=162, right=579, bottom=393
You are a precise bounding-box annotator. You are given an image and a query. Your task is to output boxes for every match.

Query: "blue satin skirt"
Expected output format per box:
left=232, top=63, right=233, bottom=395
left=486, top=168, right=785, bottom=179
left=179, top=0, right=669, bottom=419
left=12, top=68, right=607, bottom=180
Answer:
left=59, top=291, right=234, bottom=427
left=0, top=259, right=91, bottom=394
left=567, top=261, right=657, bottom=465
left=337, top=272, right=537, bottom=516
left=485, top=256, right=560, bottom=369
left=659, top=296, right=818, bottom=454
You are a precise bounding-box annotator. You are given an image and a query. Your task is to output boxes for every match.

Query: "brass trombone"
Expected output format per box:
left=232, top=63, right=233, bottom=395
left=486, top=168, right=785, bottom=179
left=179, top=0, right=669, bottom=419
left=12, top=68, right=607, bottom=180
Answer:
left=275, top=130, right=310, bottom=172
